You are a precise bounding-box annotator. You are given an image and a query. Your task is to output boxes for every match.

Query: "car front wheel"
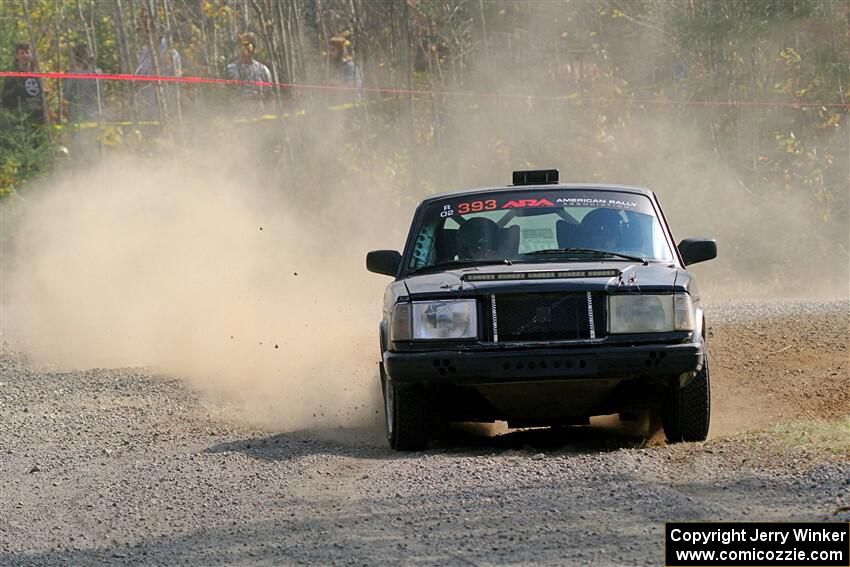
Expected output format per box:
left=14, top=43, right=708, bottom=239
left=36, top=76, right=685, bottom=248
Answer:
left=382, top=366, right=428, bottom=451
left=662, top=354, right=711, bottom=443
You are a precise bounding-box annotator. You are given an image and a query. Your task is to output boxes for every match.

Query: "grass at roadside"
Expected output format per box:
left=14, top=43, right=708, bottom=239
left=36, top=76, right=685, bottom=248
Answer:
left=666, top=417, right=849, bottom=471
left=771, top=418, right=850, bottom=458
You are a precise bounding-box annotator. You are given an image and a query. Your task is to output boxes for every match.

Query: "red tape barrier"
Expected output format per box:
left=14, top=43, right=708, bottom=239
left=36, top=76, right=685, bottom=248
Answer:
left=1, top=70, right=848, bottom=109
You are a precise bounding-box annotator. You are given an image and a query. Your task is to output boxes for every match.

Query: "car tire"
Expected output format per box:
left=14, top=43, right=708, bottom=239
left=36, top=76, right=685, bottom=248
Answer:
left=662, top=354, right=711, bottom=443
left=382, top=367, right=428, bottom=451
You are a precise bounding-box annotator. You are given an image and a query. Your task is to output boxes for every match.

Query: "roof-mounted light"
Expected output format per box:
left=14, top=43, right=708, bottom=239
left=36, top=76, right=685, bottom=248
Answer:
left=512, top=169, right=559, bottom=186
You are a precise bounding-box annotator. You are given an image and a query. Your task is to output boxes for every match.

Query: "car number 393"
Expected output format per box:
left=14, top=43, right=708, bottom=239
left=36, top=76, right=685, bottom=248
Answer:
left=457, top=200, right=497, bottom=213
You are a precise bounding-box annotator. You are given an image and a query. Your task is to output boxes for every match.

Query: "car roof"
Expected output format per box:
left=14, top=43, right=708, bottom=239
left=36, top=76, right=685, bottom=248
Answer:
left=421, top=183, right=655, bottom=204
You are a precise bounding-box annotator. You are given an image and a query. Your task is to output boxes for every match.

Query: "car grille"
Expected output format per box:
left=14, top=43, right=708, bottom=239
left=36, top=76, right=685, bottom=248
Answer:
left=485, top=292, right=606, bottom=342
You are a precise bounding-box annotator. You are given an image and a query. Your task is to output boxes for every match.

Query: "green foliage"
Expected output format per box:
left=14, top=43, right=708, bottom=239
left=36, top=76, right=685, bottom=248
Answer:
left=0, top=111, right=51, bottom=199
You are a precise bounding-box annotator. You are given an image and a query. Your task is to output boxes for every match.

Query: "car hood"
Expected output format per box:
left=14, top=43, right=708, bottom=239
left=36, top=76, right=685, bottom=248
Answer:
left=402, top=261, right=683, bottom=297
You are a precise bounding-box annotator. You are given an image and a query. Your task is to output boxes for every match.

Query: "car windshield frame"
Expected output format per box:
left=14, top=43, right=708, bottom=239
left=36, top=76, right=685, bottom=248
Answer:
left=400, top=187, right=679, bottom=277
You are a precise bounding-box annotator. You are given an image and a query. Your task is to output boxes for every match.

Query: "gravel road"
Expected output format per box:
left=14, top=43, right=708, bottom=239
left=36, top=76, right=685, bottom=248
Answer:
left=1, top=300, right=848, bottom=566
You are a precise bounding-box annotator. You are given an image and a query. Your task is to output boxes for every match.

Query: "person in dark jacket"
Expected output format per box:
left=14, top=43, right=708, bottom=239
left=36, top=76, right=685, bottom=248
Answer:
left=0, top=42, right=45, bottom=124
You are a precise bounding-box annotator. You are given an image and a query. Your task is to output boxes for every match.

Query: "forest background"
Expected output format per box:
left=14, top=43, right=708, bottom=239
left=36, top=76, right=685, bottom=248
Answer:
left=0, top=0, right=848, bottom=297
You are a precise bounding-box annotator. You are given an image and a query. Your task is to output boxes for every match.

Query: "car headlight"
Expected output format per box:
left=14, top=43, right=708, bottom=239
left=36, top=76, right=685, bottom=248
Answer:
left=609, top=293, right=694, bottom=333
left=390, top=300, right=477, bottom=340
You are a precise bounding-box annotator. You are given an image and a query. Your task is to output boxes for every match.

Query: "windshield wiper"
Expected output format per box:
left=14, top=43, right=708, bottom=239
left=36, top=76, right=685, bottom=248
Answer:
left=411, top=258, right=512, bottom=274
left=524, top=247, right=648, bottom=265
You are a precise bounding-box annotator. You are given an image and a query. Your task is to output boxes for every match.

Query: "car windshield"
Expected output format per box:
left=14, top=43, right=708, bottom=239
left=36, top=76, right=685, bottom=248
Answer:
left=407, top=189, right=675, bottom=272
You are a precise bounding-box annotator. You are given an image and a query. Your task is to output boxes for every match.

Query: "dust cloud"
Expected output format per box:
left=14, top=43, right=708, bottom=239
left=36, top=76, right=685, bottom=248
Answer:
left=1, top=15, right=847, bottom=435
left=0, top=146, right=392, bottom=432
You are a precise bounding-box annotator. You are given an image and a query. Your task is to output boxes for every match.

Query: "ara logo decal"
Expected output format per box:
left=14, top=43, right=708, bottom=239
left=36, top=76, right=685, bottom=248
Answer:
left=501, top=198, right=555, bottom=208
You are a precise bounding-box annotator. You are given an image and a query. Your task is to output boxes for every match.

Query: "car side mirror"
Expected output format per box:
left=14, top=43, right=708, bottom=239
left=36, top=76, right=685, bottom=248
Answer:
left=367, top=250, right=402, bottom=277
left=678, top=238, right=717, bottom=266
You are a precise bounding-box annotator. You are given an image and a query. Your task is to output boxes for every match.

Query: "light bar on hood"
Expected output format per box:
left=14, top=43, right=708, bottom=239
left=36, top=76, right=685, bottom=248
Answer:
left=462, top=269, right=619, bottom=282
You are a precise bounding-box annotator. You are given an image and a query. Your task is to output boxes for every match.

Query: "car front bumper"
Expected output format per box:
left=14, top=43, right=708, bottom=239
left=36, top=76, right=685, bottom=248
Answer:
left=383, top=342, right=703, bottom=385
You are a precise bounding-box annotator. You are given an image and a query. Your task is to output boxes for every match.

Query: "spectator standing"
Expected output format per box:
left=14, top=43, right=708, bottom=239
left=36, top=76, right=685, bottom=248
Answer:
left=64, top=44, right=104, bottom=157
left=0, top=42, right=45, bottom=124
left=225, top=33, right=272, bottom=109
left=64, top=44, right=103, bottom=124
left=326, top=37, right=362, bottom=102
left=134, top=27, right=182, bottom=121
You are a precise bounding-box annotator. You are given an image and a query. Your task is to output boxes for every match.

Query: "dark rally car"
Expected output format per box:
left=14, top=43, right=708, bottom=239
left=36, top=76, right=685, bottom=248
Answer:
left=367, top=170, right=717, bottom=450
